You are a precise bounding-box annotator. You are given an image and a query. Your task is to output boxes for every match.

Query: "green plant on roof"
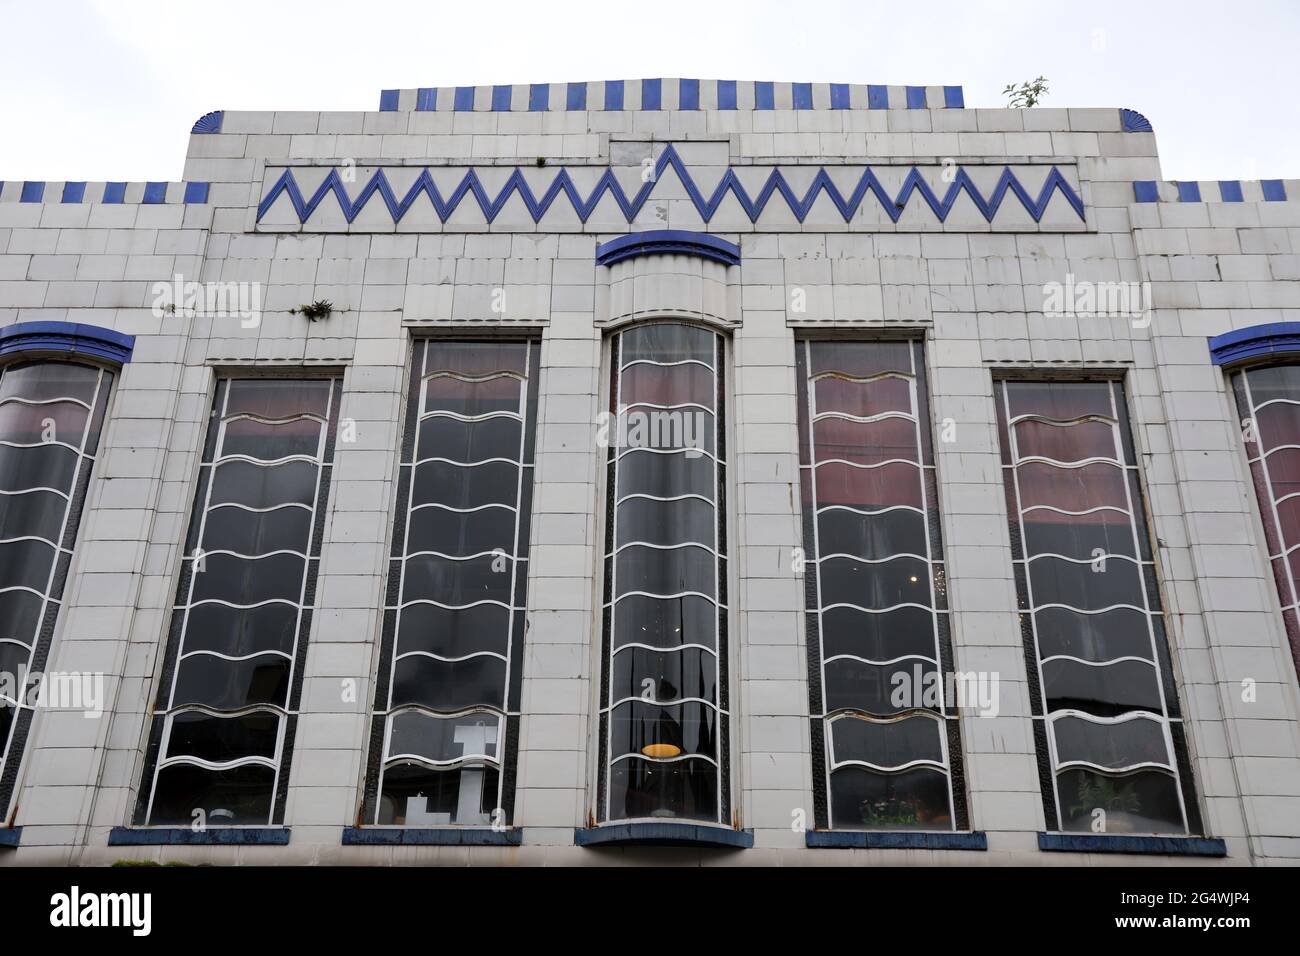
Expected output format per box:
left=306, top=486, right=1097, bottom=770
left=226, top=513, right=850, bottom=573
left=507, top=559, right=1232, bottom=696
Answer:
left=1003, top=76, right=1049, bottom=108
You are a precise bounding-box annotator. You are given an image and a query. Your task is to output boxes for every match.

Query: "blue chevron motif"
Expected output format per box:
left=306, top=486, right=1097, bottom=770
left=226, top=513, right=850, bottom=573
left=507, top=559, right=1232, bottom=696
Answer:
left=257, top=145, right=1084, bottom=226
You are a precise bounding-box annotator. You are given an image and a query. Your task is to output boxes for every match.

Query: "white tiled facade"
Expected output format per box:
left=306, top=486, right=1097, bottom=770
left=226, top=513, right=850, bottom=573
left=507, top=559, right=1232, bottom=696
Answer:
left=1, top=80, right=1299, bottom=866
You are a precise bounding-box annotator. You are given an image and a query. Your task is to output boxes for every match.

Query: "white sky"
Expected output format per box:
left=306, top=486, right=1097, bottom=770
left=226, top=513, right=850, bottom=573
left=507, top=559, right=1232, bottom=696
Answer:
left=1, top=0, right=1297, bottom=183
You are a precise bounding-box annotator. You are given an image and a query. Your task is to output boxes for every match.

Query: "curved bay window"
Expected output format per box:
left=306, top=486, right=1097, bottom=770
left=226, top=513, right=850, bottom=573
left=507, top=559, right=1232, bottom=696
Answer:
left=1230, top=364, right=1300, bottom=678
left=796, top=340, right=967, bottom=832
left=0, top=361, right=113, bottom=815
left=362, top=340, right=539, bottom=827
left=996, top=379, right=1201, bottom=835
left=136, top=375, right=340, bottom=826
left=598, top=323, right=728, bottom=824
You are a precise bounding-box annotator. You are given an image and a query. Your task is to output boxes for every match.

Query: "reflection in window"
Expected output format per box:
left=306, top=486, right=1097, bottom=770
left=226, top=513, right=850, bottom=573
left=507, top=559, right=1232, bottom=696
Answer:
left=0, top=361, right=112, bottom=816
left=598, top=323, right=729, bottom=824
left=1230, top=365, right=1300, bottom=680
left=136, top=376, right=340, bottom=826
left=996, top=379, right=1200, bottom=835
left=796, top=340, right=966, bottom=831
left=362, top=340, right=539, bottom=827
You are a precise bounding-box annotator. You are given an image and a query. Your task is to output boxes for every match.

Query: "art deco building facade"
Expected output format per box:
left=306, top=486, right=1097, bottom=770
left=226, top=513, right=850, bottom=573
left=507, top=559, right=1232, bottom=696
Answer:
left=0, top=79, right=1298, bottom=865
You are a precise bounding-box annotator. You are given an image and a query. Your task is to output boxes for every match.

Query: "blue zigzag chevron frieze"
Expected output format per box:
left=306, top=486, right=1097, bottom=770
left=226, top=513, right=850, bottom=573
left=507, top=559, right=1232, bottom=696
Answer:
left=257, top=146, right=1084, bottom=226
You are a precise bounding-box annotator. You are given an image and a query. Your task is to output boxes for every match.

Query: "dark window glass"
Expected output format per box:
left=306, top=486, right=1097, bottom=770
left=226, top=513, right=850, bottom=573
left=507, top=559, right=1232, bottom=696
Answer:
left=829, top=766, right=953, bottom=831
left=814, top=375, right=911, bottom=418
left=1230, top=365, right=1300, bottom=681
left=138, top=376, right=340, bottom=826
left=200, top=504, right=313, bottom=556
left=0, top=444, right=79, bottom=494
left=807, top=461, right=923, bottom=511
left=618, top=364, right=715, bottom=409
left=600, top=324, right=729, bottom=824
left=1051, top=714, right=1170, bottom=770
left=391, top=655, right=509, bottom=711
left=367, top=340, right=539, bottom=828
left=796, top=339, right=966, bottom=831
left=615, top=497, right=715, bottom=548
left=395, top=603, right=511, bottom=659
left=221, top=416, right=322, bottom=461
left=172, top=654, right=292, bottom=710
left=416, top=416, right=522, bottom=463
left=164, top=711, right=281, bottom=763
left=378, top=764, right=503, bottom=827
left=180, top=602, right=299, bottom=658
left=209, top=459, right=319, bottom=508
left=148, top=764, right=276, bottom=826
left=0, top=360, right=111, bottom=818
left=223, top=378, right=332, bottom=419
left=830, top=713, right=945, bottom=766
left=1032, top=607, right=1153, bottom=662
left=609, top=759, right=717, bottom=822
left=188, top=553, right=307, bottom=605
left=1055, top=768, right=1185, bottom=834
left=997, top=378, right=1197, bottom=835
left=820, top=605, right=936, bottom=662
left=412, top=460, right=519, bottom=510
left=611, top=594, right=717, bottom=651
left=388, top=711, right=500, bottom=763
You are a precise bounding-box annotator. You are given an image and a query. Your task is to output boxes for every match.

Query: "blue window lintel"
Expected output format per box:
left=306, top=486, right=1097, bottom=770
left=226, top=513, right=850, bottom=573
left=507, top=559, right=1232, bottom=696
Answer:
left=595, top=230, right=740, bottom=268
left=1207, top=321, right=1300, bottom=367
left=0, top=321, right=135, bottom=365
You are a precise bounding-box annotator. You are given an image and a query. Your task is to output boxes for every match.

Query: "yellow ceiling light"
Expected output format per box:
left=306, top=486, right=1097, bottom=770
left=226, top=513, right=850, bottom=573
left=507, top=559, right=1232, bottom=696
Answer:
left=641, top=743, right=682, bottom=759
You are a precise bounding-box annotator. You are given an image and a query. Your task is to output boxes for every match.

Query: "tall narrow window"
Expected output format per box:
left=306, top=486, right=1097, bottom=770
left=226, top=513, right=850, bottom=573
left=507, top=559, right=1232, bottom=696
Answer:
left=796, top=340, right=967, bottom=832
left=597, top=323, right=728, bottom=824
left=136, top=375, right=340, bottom=826
left=1230, top=364, right=1300, bottom=679
left=996, top=379, right=1201, bottom=835
left=362, top=340, right=539, bottom=827
left=0, top=361, right=113, bottom=815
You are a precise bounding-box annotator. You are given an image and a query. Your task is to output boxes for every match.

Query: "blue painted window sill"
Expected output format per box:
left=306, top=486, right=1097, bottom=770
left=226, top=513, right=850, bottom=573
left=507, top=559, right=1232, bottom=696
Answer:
left=1038, top=833, right=1227, bottom=857
left=0, top=827, right=20, bottom=849
left=108, top=827, right=291, bottom=846
left=806, top=830, right=987, bottom=850
left=341, top=827, right=521, bottom=846
left=575, top=823, right=753, bottom=848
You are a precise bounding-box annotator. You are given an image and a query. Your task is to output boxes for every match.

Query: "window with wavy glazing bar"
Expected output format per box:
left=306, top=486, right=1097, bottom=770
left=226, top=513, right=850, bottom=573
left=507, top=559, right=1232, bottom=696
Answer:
left=362, top=340, right=539, bottom=827
left=0, top=362, right=112, bottom=814
left=136, top=376, right=340, bottom=826
left=1230, top=365, right=1300, bottom=680
left=796, top=340, right=966, bottom=832
left=598, top=323, right=728, bottom=824
left=996, top=379, right=1200, bottom=835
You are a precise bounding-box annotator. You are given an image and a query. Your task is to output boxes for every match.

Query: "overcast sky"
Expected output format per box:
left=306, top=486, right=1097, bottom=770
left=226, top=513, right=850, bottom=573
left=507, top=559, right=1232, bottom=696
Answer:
left=2, top=0, right=1296, bottom=183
